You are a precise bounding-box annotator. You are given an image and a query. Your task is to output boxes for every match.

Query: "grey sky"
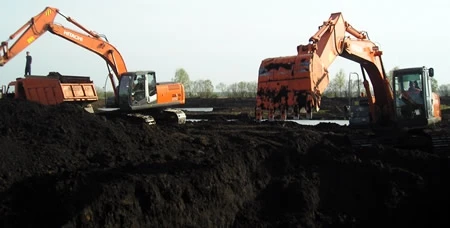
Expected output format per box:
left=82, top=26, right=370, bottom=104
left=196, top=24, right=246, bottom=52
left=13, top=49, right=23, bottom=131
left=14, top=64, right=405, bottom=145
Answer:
left=2, top=0, right=449, bottom=91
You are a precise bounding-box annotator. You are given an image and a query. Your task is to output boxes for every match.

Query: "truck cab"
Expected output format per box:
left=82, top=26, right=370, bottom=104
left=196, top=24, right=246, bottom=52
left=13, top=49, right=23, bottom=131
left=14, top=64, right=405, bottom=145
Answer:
left=0, top=82, right=16, bottom=99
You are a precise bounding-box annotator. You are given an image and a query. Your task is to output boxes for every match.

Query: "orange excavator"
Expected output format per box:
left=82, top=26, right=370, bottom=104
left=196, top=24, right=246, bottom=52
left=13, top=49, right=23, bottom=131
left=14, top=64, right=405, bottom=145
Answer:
left=255, top=12, right=448, bottom=153
left=0, top=6, right=186, bottom=124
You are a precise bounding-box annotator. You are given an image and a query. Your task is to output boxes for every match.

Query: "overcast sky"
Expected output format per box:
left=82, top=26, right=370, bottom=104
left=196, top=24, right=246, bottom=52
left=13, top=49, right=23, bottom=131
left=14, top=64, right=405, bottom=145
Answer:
left=2, top=0, right=449, bottom=91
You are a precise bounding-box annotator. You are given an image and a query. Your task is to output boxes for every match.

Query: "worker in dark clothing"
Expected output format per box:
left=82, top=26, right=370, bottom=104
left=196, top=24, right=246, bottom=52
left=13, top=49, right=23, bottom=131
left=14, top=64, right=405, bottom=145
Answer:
left=25, top=51, right=32, bottom=76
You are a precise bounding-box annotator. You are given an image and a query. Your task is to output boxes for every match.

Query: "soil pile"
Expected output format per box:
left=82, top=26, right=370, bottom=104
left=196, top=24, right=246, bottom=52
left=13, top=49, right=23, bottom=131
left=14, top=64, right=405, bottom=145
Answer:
left=0, top=99, right=449, bottom=227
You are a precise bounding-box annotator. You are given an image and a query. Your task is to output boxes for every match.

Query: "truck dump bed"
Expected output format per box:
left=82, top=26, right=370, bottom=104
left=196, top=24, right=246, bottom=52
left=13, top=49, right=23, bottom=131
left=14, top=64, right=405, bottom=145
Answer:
left=12, top=72, right=98, bottom=105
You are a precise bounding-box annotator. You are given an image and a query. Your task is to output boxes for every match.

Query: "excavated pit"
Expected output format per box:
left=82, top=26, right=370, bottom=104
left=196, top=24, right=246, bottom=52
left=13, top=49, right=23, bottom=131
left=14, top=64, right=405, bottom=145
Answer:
left=0, top=98, right=449, bottom=227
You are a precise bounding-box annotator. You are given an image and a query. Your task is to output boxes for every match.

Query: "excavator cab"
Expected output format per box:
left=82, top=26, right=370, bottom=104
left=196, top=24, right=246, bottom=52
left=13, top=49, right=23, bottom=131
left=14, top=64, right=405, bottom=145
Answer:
left=113, top=70, right=186, bottom=125
left=118, top=71, right=158, bottom=111
left=392, top=66, right=441, bottom=127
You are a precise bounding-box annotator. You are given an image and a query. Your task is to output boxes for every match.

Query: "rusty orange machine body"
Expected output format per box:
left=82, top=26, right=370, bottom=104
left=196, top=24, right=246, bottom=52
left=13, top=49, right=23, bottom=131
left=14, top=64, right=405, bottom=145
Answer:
left=4, top=72, right=97, bottom=105
left=255, top=12, right=441, bottom=130
left=1, top=6, right=186, bottom=124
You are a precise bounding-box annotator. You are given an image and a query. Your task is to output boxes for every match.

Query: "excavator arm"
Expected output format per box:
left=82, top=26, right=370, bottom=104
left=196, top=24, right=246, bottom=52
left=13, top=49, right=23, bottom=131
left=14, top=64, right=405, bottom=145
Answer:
left=301, top=12, right=367, bottom=72
left=256, top=12, right=394, bottom=124
left=0, top=7, right=58, bottom=65
left=0, top=6, right=127, bottom=98
left=339, top=39, right=394, bottom=123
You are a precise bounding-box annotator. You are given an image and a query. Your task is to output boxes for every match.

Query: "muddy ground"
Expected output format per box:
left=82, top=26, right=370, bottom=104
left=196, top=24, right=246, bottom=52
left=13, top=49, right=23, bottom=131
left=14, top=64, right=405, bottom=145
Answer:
left=0, top=97, right=449, bottom=227
left=180, top=96, right=450, bottom=122
left=178, top=97, right=351, bottom=120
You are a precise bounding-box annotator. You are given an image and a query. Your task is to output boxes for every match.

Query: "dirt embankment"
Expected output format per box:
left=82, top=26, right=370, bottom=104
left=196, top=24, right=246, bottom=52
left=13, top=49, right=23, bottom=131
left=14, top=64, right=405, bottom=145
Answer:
left=0, top=98, right=449, bottom=227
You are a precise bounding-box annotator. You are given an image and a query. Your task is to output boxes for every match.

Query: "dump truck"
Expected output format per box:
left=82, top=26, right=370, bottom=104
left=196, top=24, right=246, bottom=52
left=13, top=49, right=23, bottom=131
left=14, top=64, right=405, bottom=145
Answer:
left=0, top=72, right=98, bottom=112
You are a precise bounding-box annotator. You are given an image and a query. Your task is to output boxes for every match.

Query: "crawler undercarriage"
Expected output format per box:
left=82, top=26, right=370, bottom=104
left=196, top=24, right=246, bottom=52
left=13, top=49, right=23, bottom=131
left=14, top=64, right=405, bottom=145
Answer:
left=95, top=108, right=186, bottom=126
left=348, top=126, right=450, bottom=156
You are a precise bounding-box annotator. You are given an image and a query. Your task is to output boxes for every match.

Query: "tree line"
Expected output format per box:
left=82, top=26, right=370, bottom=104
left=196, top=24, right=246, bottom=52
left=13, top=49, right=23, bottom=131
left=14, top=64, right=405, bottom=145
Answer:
left=171, top=68, right=257, bottom=98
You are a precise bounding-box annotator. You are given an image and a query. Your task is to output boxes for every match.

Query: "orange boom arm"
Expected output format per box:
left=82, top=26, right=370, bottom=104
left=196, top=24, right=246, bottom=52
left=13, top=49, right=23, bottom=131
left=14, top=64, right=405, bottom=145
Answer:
left=0, top=7, right=127, bottom=98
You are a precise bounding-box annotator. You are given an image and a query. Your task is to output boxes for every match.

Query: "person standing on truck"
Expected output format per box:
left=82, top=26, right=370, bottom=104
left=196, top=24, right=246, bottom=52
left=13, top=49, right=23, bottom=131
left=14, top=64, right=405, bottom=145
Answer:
left=24, top=51, right=32, bottom=76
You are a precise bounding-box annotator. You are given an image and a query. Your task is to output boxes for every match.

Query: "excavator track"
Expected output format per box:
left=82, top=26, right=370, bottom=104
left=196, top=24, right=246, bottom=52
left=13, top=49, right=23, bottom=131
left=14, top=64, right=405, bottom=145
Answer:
left=126, top=113, right=156, bottom=125
left=96, top=108, right=186, bottom=126
left=349, top=127, right=450, bottom=156
left=348, top=133, right=398, bottom=149
left=427, top=128, right=450, bottom=156
left=157, top=108, right=187, bottom=125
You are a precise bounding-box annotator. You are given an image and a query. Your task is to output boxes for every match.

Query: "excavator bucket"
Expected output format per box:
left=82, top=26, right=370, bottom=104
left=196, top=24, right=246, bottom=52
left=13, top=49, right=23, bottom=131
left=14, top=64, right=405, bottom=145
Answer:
left=256, top=52, right=326, bottom=120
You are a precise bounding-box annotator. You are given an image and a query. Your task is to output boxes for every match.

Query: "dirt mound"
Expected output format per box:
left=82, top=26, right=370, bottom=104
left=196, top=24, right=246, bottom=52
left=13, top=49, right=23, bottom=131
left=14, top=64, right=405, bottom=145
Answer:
left=0, top=99, right=449, bottom=227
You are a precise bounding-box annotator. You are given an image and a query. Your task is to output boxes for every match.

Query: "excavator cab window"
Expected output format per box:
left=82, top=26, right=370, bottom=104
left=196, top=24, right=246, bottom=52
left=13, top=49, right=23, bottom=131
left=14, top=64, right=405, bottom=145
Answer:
left=148, top=74, right=156, bottom=96
left=393, top=71, right=426, bottom=120
left=117, top=71, right=157, bottom=110
left=132, top=74, right=146, bottom=102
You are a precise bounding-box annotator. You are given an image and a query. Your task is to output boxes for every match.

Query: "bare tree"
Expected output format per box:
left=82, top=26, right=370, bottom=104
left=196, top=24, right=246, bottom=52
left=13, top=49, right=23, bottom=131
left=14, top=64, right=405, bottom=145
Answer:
left=246, top=81, right=257, bottom=97
left=172, top=68, right=191, bottom=95
left=431, top=77, right=439, bottom=92
left=189, top=79, right=215, bottom=98
left=199, top=79, right=214, bottom=98
left=438, top=84, right=450, bottom=96
left=322, top=85, right=335, bottom=97
left=220, top=81, right=257, bottom=98
left=387, top=66, right=400, bottom=84
left=332, top=69, right=346, bottom=97
left=216, top=82, right=227, bottom=96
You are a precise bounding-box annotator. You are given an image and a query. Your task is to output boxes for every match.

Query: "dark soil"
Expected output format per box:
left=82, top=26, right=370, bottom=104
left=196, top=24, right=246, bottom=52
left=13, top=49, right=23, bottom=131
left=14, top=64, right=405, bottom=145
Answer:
left=1, top=98, right=450, bottom=227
